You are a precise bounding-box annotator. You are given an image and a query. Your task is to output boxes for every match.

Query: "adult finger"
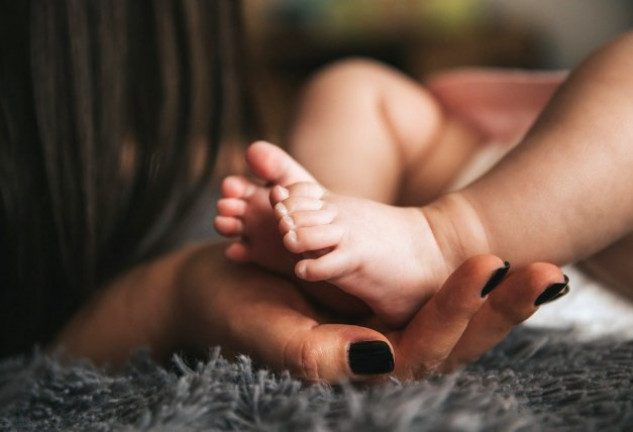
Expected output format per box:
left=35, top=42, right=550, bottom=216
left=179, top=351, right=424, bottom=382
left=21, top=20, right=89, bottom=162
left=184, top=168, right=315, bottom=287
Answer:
left=179, top=244, right=394, bottom=383
left=442, top=262, right=569, bottom=371
left=392, top=254, right=507, bottom=380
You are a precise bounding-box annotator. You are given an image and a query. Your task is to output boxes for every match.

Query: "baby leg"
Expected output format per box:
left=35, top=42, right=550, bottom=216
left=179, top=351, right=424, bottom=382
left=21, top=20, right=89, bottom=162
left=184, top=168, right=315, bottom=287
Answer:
left=286, top=60, right=564, bottom=206
left=445, top=31, right=633, bottom=270
left=286, top=59, right=483, bottom=205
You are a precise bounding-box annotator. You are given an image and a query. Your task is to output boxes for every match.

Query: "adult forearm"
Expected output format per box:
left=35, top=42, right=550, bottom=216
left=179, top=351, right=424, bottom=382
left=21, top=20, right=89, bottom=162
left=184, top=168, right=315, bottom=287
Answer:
left=51, top=245, right=198, bottom=367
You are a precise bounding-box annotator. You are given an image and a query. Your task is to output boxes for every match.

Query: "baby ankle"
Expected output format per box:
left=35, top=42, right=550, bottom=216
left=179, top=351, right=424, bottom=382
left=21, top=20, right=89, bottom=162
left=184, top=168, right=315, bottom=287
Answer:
left=421, top=192, right=491, bottom=272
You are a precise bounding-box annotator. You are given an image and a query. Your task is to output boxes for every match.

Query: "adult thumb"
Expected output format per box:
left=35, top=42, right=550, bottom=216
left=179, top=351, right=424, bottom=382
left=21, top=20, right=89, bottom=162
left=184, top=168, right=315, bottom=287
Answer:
left=276, top=323, right=395, bottom=383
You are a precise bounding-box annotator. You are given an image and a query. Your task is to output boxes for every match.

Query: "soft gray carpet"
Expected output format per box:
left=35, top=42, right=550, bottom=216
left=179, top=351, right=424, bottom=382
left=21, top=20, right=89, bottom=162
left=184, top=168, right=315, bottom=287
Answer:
left=1, top=327, right=633, bottom=431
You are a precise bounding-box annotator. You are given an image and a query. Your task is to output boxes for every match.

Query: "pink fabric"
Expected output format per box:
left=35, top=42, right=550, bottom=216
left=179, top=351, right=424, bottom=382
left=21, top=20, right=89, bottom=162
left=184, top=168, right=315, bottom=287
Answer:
left=426, top=68, right=568, bottom=142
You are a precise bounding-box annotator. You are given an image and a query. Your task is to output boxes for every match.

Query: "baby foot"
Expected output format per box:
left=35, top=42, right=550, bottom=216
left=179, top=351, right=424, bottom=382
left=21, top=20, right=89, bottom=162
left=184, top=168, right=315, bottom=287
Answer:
left=270, top=182, right=451, bottom=327
left=214, top=142, right=371, bottom=316
left=238, top=142, right=459, bottom=327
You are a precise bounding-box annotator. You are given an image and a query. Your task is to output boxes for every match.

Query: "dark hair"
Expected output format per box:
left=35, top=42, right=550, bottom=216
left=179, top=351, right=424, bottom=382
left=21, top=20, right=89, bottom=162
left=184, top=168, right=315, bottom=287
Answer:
left=0, top=0, right=257, bottom=356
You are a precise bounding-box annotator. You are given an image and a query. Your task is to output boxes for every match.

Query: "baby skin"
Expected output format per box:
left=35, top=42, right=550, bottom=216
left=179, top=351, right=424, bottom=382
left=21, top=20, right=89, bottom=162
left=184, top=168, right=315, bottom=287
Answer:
left=215, top=63, right=566, bottom=327
left=217, top=30, right=633, bottom=329
left=215, top=141, right=466, bottom=328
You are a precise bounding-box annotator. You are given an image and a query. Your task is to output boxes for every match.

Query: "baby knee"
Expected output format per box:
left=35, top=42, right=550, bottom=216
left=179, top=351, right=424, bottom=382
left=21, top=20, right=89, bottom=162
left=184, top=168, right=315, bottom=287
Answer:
left=304, top=58, right=395, bottom=99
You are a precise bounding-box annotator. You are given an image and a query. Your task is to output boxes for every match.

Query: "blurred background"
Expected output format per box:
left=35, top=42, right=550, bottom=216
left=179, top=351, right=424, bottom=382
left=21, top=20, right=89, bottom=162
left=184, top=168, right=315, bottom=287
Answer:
left=242, top=0, right=633, bottom=139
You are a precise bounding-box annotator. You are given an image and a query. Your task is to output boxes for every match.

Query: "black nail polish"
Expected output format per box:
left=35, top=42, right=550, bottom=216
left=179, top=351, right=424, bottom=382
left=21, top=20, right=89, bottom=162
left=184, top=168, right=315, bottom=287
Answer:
left=535, top=275, right=570, bottom=306
left=348, top=341, right=394, bottom=375
left=481, top=261, right=511, bottom=297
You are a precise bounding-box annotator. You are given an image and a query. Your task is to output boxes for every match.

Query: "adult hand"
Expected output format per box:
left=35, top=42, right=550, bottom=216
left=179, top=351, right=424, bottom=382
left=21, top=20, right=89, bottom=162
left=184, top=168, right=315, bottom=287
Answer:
left=177, top=245, right=568, bottom=382
left=387, top=255, right=568, bottom=378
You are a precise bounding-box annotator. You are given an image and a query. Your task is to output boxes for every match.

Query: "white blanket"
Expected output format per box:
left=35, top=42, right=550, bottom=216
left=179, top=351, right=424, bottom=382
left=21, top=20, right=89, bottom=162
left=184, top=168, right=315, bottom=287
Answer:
left=526, top=265, right=633, bottom=340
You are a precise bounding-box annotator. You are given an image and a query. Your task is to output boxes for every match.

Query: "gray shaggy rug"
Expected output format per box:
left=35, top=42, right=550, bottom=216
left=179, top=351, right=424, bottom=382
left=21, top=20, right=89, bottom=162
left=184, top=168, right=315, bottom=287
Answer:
left=1, top=327, right=633, bottom=432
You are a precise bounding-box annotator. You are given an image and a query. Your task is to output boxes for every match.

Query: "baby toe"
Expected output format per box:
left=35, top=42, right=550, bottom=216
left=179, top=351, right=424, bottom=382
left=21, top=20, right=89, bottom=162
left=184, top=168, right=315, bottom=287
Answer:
left=285, top=182, right=326, bottom=199
left=225, top=241, right=252, bottom=262
left=295, top=251, right=348, bottom=282
left=221, top=175, right=258, bottom=199
left=278, top=214, right=295, bottom=234
left=274, top=196, right=323, bottom=217
left=270, top=185, right=290, bottom=205
left=282, top=207, right=337, bottom=231
left=246, top=141, right=317, bottom=186
left=213, top=215, right=244, bottom=237
left=284, top=224, right=344, bottom=254
left=216, top=198, right=247, bottom=217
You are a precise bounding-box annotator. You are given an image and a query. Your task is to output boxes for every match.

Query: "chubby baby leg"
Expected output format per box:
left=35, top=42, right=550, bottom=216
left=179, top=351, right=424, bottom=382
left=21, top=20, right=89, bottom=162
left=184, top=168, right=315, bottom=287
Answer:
left=287, top=60, right=566, bottom=208
left=286, top=58, right=474, bottom=205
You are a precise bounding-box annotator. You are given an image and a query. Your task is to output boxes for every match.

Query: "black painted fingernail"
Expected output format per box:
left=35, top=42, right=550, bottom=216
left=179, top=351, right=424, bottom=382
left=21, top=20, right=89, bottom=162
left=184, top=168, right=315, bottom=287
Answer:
left=348, top=341, right=394, bottom=375
left=535, top=275, right=570, bottom=306
left=481, top=261, right=511, bottom=297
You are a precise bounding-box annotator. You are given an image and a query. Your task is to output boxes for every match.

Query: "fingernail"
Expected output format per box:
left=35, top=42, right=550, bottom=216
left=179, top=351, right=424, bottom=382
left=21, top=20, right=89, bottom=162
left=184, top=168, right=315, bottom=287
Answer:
left=348, top=341, right=394, bottom=375
left=481, top=261, right=511, bottom=297
left=535, top=275, right=570, bottom=306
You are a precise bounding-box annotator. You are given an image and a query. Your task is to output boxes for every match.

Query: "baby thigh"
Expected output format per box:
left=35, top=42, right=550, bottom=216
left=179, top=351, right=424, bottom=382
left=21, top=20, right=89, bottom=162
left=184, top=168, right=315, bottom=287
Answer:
left=287, top=58, right=458, bottom=204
